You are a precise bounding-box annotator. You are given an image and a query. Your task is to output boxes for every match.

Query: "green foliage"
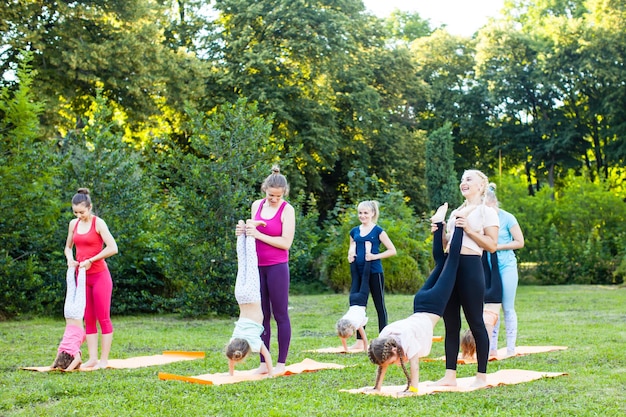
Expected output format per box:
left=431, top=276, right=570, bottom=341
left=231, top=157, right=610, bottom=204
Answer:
left=0, top=54, right=64, bottom=318
left=59, top=91, right=167, bottom=314
left=425, top=122, right=462, bottom=209
left=151, top=98, right=279, bottom=317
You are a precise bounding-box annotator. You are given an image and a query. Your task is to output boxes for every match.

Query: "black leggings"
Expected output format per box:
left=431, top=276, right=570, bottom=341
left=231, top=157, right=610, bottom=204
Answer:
left=413, top=223, right=463, bottom=316
left=483, top=251, right=502, bottom=304
left=351, top=269, right=388, bottom=337
left=349, top=258, right=371, bottom=307
left=443, top=255, right=489, bottom=373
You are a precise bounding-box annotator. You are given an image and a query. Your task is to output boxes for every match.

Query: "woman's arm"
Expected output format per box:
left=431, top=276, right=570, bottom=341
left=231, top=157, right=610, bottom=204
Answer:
left=80, top=218, right=118, bottom=269
left=247, top=204, right=295, bottom=250
left=498, top=224, right=525, bottom=251
left=260, top=344, right=274, bottom=376
left=64, top=220, right=78, bottom=267
left=367, top=231, right=397, bottom=261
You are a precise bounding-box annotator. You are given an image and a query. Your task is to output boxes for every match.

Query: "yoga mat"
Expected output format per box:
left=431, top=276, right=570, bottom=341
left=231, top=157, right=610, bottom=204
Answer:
left=158, top=358, right=345, bottom=385
left=422, top=345, right=568, bottom=364
left=306, top=336, right=443, bottom=354
left=342, top=369, right=568, bottom=397
left=21, top=351, right=205, bottom=372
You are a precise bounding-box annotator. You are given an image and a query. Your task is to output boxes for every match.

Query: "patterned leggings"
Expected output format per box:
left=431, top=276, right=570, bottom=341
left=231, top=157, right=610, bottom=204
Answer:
left=64, top=267, right=87, bottom=320
left=235, top=234, right=261, bottom=304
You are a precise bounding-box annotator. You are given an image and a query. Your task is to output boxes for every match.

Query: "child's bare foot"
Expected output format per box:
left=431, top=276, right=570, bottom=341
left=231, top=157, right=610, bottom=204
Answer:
left=470, top=373, right=488, bottom=388
left=81, top=359, right=98, bottom=369
left=431, top=203, right=449, bottom=224
left=273, top=363, right=286, bottom=376
left=253, top=363, right=269, bottom=374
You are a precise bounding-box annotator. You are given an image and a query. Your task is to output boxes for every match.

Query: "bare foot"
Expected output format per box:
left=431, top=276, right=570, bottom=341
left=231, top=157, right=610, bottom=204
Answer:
left=273, top=363, right=286, bottom=376
left=253, top=363, right=269, bottom=374
left=348, top=340, right=365, bottom=351
left=429, top=370, right=457, bottom=386
left=93, top=360, right=108, bottom=370
left=489, top=350, right=499, bottom=359
left=431, top=203, right=449, bottom=224
left=470, top=373, right=488, bottom=388
left=81, top=359, right=98, bottom=369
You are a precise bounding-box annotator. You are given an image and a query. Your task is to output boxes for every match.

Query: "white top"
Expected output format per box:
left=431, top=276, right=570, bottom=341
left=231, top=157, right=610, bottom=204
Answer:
left=447, top=204, right=499, bottom=254
left=341, top=305, right=368, bottom=329
left=379, top=313, right=434, bottom=359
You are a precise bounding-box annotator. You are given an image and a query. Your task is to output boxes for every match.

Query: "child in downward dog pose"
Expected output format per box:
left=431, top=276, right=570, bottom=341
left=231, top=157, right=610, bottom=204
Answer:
left=336, top=241, right=372, bottom=352
left=460, top=250, right=503, bottom=359
left=226, top=220, right=274, bottom=376
left=367, top=204, right=464, bottom=395
left=51, top=266, right=87, bottom=371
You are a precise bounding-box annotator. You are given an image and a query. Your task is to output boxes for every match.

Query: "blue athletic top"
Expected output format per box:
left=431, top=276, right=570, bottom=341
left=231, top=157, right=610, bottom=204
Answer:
left=496, top=209, right=519, bottom=267
left=350, top=225, right=384, bottom=274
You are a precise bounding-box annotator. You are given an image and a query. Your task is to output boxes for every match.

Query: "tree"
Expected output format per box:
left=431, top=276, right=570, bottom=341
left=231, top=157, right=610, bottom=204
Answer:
left=426, top=123, right=462, bottom=209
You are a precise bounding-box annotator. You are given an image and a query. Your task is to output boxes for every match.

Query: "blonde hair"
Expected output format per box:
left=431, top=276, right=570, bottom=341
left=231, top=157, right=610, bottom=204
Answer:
left=225, top=338, right=251, bottom=362
left=357, top=200, right=380, bottom=223
left=261, top=165, right=289, bottom=196
left=460, top=329, right=476, bottom=359
left=335, top=319, right=355, bottom=338
left=368, top=337, right=411, bottom=391
left=484, top=182, right=499, bottom=207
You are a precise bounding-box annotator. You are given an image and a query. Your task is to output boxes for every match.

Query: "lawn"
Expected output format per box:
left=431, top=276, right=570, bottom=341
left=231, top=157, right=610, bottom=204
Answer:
left=1, top=285, right=624, bottom=416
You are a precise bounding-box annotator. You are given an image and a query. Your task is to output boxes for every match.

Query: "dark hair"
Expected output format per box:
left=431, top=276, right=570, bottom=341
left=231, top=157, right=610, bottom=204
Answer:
left=368, top=337, right=411, bottom=391
left=225, top=338, right=251, bottom=362
left=52, top=351, right=78, bottom=370
left=71, top=188, right=92, bottom=207
left=261, top=165, right=289, bottom=196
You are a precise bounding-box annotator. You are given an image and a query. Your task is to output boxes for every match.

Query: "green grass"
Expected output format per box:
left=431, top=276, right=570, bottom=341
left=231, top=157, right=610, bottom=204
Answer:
left=1, top=285, right=625, bottom=416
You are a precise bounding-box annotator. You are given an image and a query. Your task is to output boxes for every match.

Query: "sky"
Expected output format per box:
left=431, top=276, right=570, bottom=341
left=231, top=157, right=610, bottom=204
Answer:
left=362, top=0, right=506, bottom=37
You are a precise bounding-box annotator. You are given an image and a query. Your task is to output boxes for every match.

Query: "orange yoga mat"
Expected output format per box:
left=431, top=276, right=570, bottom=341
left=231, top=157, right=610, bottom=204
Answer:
left=342, top=369, right=568, bottom=397
left=21, top=351, right=205, bottom=372
left=306, top=336, right=443, bottom=354
left=422, top=345, right=568, bottom=364
left=158, top=358, right=345, bottom=385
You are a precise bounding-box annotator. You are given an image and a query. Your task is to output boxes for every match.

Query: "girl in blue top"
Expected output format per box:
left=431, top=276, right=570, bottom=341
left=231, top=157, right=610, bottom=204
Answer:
left=484, top=183, right=525, bottom=356
left=347, top=200, right=397, bottom=350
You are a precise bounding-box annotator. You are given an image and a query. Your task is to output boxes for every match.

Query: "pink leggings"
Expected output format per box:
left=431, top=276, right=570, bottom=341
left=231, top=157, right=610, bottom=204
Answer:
left=84, top=268, right=113, bottom=335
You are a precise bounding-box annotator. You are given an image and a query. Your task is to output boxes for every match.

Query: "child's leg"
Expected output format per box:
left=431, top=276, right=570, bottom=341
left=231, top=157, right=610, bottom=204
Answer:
left=234, top=232, right=247, bottom=303
left=64, top=266, right=77, bottom=319
left=65, top=268, right=87, bottom=320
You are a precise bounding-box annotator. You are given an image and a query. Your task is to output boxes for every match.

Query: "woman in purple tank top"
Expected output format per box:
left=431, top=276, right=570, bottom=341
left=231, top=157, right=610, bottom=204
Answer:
left=236, top=165, right=295, bottom=375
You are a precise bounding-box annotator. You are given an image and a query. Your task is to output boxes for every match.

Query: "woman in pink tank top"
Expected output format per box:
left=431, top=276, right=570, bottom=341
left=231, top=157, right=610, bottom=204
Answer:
left=64, top=188, right=118, bottom=370
left=236, top=165, right=295, bottom=375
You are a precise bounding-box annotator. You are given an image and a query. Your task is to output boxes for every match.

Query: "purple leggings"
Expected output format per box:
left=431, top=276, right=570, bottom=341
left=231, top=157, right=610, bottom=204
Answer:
left=259, top=262, right=291, bottom=364
left=84, top=268, right=113, bottom=335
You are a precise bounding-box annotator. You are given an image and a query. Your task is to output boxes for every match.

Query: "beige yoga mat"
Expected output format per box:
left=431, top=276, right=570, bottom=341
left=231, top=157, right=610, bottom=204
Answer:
left=307, top=336, right=444, bottom=354
left=21, top=351, right=205, bottom=372
left=422, top=345, right=568, bottom=364
left=342, top=369, right=568, bottom=397
left=158, top=358, right=345, bottom=385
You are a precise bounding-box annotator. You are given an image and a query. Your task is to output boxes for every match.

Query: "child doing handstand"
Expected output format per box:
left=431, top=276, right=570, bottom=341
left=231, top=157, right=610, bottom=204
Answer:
left=367, top=204, right=465, bottom=395
left=51, top=266, right=87, bottom=371
left=226, top=220, right=274, bottom=376
left=336, top=241, right=372, bottom=351
left=460, top=250, right=502, bottom=359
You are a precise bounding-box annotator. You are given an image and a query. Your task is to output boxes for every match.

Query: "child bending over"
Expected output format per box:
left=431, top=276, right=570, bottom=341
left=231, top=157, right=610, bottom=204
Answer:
left=51, top=266, right=87, bottom=371
left=226, top=220, right=274, bottom=376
